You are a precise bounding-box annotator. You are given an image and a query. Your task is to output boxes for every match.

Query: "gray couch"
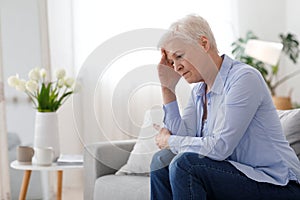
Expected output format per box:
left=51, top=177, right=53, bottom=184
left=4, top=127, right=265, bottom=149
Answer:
left=84, top=140, right=150, bottom=200
left=83, top=109, right=300, bottom=200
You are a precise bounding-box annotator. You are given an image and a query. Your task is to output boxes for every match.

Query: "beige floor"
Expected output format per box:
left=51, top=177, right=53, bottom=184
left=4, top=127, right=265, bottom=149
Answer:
left=62, top=187, right=83, bottom=200
left=42, top=187, right=83, bottom=200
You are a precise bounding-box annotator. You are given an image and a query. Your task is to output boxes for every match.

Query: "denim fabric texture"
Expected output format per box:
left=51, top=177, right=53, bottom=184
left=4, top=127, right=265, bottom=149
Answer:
left=150, top=150, right=300, bottom=200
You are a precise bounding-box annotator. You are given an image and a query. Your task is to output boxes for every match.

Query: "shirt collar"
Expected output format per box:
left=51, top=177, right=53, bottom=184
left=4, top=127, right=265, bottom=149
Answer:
left=195, top=83, right=206, bottom=97
left=210, top=54, right=234, bottom=95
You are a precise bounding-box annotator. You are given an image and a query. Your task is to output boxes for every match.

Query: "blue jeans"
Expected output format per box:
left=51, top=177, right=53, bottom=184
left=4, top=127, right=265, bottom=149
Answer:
left=150, top=150, right=300, bottom=200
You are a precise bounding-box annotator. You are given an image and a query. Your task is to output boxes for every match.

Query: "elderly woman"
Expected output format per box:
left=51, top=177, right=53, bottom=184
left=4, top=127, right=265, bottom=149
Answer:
left=151, top=14, right=300, bottom=200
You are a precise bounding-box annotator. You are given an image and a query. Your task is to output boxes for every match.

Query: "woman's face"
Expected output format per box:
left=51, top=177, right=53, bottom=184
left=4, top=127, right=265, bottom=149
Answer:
left=164, top=38, right=209, bottom=83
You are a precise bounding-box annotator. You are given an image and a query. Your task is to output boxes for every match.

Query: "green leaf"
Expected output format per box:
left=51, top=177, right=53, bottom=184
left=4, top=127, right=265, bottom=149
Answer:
left=280, top=32, right=299, bottom=64
left=272, top=65, right=279, bottom=75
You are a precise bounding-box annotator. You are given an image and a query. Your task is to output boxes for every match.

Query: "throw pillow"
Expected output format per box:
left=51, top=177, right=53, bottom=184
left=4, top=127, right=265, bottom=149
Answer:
left=115, top=108, right=163, bottom=175
left=277, top=109, right=300, bottom=160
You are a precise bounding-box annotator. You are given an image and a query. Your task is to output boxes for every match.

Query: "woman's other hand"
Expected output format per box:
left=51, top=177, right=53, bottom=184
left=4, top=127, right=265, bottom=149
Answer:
left=153, top=123, right=171, bottom=149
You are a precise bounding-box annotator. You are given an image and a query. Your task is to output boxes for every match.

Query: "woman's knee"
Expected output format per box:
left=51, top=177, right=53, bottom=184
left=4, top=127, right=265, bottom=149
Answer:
left=150, top=149, right=176, bottom=172
left=169, top=153, right=230, bottom=181
left=169, top=152, right=189, bottom=173
left=169, top=152, right=207, bottom=175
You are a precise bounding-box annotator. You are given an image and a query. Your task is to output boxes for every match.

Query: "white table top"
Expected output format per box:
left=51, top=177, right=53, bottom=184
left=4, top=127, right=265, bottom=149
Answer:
left=10, top=160, right=83, bottom=171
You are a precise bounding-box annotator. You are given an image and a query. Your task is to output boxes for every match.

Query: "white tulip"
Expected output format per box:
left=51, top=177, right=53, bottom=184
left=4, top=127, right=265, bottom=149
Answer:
left=40, top=68, right=47, bottom=79
left=57, top=78, right=64, bottom=88
left=55, top=69, right=66, bottom=79
left=28, top=68, right=40, bottom=81
left=72, top=82, right=81, bottom=93
left=26, top=80, right=38, bottom=93
left=64, top=77, right=74, bottom=88
left=16, top=79, right=26, bottom=92
left=7, top=75, right=20, bottom=87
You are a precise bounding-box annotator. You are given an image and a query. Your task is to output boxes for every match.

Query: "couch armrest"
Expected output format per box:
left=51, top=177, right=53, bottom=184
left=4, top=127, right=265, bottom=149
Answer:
left=84, top=139, right=136, bottom=200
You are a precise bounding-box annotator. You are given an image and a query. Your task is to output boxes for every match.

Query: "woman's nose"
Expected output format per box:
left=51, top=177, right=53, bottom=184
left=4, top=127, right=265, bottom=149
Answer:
left=174, top=61, right=183, bottom=72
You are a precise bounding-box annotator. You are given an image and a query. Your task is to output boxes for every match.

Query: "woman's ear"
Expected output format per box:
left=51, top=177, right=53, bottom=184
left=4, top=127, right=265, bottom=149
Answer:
left=198, top=36, right=210, bottom=52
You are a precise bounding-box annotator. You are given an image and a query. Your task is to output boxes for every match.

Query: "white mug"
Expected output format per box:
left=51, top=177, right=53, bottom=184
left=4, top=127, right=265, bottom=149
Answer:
left=34, top=147, right=54, bottom=166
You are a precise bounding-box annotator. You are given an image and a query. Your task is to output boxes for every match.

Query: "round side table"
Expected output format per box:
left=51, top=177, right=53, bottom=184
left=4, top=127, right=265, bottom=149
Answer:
left=11, top=160, right=83, bottom=200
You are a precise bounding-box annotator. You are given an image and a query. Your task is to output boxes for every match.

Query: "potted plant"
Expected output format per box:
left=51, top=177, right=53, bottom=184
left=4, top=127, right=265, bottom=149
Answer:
left=231, top=31, right=300, bottom=109
left=7, top=68, right=76, bottom=160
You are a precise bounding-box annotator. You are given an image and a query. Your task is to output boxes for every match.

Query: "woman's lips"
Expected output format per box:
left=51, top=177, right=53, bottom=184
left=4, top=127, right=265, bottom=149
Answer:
left=182, top=72, right=189, bottom=77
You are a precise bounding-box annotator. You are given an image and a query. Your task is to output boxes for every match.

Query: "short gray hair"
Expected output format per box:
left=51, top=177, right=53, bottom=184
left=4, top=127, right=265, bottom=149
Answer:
left=159, top=14, right=218, bottom=52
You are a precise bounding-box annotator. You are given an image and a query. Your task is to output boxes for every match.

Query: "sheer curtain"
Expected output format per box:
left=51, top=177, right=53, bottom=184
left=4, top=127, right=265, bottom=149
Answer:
left=0, top=17, right=11, bottom=200
left=70, top=0, right=238, bottom=144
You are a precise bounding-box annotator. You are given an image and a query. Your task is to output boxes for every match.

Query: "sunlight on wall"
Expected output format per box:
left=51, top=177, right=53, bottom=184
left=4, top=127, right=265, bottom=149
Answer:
left=72, top=0, right=238, bottom=73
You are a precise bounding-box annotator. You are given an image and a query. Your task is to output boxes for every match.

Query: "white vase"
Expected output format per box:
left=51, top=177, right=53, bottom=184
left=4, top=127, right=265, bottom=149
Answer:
left=33, top=112, right=60, bottom=161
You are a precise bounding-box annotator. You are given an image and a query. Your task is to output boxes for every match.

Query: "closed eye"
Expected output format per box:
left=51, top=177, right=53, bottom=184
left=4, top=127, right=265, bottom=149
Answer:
left=168, top=59, right=174, bottom=66
left=175, top=54, right=184, bottom=59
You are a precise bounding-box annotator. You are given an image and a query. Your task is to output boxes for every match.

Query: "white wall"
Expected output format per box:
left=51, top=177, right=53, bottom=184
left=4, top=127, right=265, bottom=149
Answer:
left=237, top=0, right=286, bottom=40
left=237, top=0, right=300, bottom=104
left=285, top=0, right=300, bottom=104
left=1, top=0, right=41, bottom=144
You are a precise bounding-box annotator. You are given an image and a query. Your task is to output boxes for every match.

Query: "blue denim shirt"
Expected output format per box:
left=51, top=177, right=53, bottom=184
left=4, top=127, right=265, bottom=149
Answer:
left=165, top=55, right=300, bottom=186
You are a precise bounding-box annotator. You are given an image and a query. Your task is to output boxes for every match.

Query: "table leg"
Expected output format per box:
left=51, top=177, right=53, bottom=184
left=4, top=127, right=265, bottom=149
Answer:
left=57, top=170, right=63, bottom=200
left=19, top=170, right=32, bottom=200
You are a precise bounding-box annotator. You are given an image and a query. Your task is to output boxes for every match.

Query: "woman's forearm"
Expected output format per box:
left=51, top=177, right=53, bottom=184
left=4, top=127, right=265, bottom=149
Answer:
left=162, top=86, right=176, bottom=104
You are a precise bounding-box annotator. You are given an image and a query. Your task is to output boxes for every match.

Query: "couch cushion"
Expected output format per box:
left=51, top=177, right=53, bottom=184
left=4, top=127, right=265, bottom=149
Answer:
left=94, top=175, right=149, bottom=200
left=116, top=108, right=162, bottom=175
left=277, top=109, right=300, bottom=160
